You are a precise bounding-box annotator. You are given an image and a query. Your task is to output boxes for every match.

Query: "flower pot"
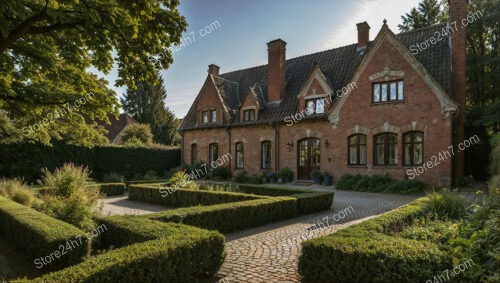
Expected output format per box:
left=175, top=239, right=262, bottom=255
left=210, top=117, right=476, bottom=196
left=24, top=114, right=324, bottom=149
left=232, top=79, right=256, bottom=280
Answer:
left=313, top=176, right=323, bottom=185
left=323, top=175, right=333, bottom=186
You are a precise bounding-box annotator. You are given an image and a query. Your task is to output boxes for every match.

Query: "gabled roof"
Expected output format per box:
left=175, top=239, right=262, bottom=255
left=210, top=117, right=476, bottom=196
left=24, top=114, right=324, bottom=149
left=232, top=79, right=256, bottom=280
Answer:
left=180, top=23, right=451, bottom=131
left=85, top=113, right=135, bottom=143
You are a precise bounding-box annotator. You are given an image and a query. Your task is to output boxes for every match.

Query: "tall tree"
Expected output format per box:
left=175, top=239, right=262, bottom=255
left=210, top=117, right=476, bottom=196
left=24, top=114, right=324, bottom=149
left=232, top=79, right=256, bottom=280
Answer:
left=0, top=0, right=187, bottom=145
left=398, top=0, right=447, bottom=31
left=121, top=74, right=179, bottom=146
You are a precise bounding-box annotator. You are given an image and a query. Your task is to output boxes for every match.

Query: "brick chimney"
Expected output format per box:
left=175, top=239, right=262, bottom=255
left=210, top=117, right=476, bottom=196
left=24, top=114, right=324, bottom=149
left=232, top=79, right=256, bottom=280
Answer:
left=208, top=64, right=220, bottom=76
left=449, top=0, right=467, bottom=185
left=357, top=22, right=370, bottom=48
left=267, top=39, right=287, bottom=102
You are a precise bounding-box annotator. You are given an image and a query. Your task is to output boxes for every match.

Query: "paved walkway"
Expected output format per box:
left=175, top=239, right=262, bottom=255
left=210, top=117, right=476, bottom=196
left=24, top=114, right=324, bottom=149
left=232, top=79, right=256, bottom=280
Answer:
left=217, top=189, right=417, bottom=282
left=99, top=187, right=417, bottom=282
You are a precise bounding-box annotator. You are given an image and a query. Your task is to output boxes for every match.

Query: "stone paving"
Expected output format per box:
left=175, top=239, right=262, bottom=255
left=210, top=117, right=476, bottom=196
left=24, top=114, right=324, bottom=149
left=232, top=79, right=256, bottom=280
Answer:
left=217, top=188, right=417, bottom=283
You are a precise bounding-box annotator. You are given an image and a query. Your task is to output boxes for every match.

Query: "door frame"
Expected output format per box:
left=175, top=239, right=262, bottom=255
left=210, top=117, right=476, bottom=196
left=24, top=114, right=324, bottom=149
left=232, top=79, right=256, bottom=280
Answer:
left=297, top=137, right=321, bottom=180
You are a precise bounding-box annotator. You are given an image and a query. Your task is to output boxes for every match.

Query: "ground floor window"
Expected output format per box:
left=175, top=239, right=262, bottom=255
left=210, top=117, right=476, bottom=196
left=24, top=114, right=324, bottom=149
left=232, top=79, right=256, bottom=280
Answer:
left=191, top=143, right=197, bottom=164
left=404, top=131, right=423, bottom=165
left=209, top=143, right=218, bottom=163
left=348, top=134, right=367, bottom=165
left=235, top=142, right=244, bottom=169
left=261, top=141, right=272, bottom=169
left=374, top=133, right=398, bottom=165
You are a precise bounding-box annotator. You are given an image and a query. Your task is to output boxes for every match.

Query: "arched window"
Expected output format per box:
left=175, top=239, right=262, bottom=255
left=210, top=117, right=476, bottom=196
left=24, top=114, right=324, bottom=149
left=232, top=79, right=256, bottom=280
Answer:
left=348, top=134, right=367, bottom=165
left=235, top=142, right=244, bottom=169
left=403, top=132, right=423, bottom=165
left=374, top=133, right=398, bottom=165
left=261, top=141, right=272, bottom=169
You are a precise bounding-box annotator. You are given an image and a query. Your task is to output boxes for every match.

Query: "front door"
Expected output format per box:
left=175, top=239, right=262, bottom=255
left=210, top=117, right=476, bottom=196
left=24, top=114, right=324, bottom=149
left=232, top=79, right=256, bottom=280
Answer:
left=297, top=138, right=321, bottom=179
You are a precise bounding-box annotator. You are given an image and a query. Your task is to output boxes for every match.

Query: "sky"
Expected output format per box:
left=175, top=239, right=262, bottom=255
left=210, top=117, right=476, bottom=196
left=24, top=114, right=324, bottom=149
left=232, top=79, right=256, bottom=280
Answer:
left=96, top=0, right=422, bottom=118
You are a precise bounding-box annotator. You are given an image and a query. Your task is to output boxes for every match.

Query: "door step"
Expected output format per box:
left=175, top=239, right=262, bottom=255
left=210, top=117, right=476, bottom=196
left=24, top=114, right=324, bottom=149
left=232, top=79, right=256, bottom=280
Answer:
left=291, top=180, right=314, bottom=186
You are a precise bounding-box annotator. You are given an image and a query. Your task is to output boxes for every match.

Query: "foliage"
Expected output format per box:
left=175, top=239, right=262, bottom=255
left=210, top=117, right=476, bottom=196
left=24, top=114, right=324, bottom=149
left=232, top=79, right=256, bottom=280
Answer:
left=0, top=196, right=89, bottom=271
left=400, top=217, right=455, bottom=245
left=398, top=0, right=447, bottom=32
left=299, top=197, right=452, bottom=283
left=289, top=192, right=334, bottom=214
left=0, top=178, right=36, bottom=207
left=490, top=133, right=500, bottom=175
left=336, top=174, right=427, bottom=194
left=121, top=74, right=180, bottom=146
left=120, top=123, right=153, bottom=146
left=0, top=141, right=180, bottom=181
left=207, top=166, right=232, bottom=181
left=198, top=183, right=239, bottom=192
left=128, top=184, right=265, bottom=208
left=22, top=220, right=224, bottom=283
left=238, top=184, right=310, bottom=196
left=0, top=0, right=187, bottom=145
left=146, top=197, right=297, bottom=233
left=39, top=163, right=102, bottom=231
left=446, top=178, right=500, bottom=282
left=247, top=174, right=263, bottom=184
left=457, top=175, right=475, bottom=187
left=102, top=172, right=124, bottom=183
left=232, top=170, right=249, bottom=183
left=311, top=169, right=322, bottom=178
left=424, top=191, right=466, bottom=219
left=88, top=183, right=126, bottom=197
left=277, top=167, right=293, bottom=178
left=143, top=170, right=158, bottom=180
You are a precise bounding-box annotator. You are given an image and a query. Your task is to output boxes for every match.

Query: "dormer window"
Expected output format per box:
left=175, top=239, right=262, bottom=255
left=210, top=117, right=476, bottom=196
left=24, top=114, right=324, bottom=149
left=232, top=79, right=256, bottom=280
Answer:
left=202, top=111, right=209, bottom=124
left=243, top=109, right=255, bottom=121
left=373, top=80, right=404, bottom=103
left=305, top=98, right=325, bottom=115
left=210, top=110, right=217, bottom=123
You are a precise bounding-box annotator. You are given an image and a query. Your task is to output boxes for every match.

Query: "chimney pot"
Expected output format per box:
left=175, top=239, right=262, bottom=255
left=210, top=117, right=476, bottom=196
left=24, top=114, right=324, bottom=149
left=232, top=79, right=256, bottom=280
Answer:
left=208, top=64, right=220, bottom=76
left=356, top=22, right=370, bottom=48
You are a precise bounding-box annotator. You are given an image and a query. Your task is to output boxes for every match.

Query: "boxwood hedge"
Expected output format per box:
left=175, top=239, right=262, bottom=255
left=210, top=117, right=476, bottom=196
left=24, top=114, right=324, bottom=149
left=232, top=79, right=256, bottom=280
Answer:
left=128, top=184, right=268, bottom=207
left=87, top=183, right=126, bottom=196
left=298, top=197, right=452, bottom=283
left=145, top=197, right=298, bottom=233
left=17, top=220, right=225, bottom=283
left=0, top=196, right=89, bottom=271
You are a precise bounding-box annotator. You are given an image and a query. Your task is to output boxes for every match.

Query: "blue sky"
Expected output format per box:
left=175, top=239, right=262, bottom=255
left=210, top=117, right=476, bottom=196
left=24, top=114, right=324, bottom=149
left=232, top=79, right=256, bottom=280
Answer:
left=96, top=0, right=421, bottom=118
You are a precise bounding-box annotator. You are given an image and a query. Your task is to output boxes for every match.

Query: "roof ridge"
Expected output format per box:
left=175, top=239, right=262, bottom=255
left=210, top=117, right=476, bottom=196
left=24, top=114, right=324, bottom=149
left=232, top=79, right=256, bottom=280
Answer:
left=221, top=23, right=448, bottom=77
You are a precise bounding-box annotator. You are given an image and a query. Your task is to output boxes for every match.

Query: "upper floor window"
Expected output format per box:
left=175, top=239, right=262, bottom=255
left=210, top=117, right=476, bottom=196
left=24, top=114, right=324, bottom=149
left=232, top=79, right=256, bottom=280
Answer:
left=404, top=132, right=423, bottom=165
left=209, top=143, right=218, bottom=164
left=305, top=98, right=325, bottom=115
left=202, top=111, right=209, bottom=124
left=348, top=134, right=367, bottom=165
left=374, top=133, right=398, bottom=165
left=373, top=80, right=403, bottom=103
left=210, top=110, right=217, bottom=123
left=261, top=141, right=272, bottom=169
left=235, top=142, right=244, bottom=169
left=243, top=109, right=255, bottom=121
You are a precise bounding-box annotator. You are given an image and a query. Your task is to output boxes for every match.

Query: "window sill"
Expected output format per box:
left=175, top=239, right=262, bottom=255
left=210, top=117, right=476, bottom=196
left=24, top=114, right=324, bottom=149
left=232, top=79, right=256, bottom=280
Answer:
left=347, top=165, right=368, bottom=168
left=373, top=165, right=399, bottom=168
left=371, top=100, right=404, bottom=106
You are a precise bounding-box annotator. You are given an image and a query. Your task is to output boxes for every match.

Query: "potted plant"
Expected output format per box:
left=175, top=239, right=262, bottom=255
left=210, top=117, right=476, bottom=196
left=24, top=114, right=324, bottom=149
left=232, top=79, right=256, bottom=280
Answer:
left=277, top=167, right=293, bottom=184
left=260, top=171, right=269, bottom=184
left=323, top=171, right=333, bottom=186
left=268, top=171, right=277, bottom=183
left=311, top=169, right=322, bottom=184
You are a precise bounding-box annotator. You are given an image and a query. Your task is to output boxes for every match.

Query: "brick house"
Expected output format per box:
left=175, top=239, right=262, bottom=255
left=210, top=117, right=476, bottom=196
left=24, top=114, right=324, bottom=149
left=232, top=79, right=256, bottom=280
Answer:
left=179, top=0, right=467, bottom=186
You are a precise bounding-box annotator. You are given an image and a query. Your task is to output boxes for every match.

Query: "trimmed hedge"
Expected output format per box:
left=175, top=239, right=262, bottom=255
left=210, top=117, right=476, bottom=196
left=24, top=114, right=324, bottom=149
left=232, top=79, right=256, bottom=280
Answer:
left=0, top=196, right=89, bottom=270
left=238, top=184, right=310, bottom=196
left=0, top=141, right=180, bottom=182
left=290, top=192, right=334, bottom=214
left=298, top=197, right=452, bottom=283
left=145, top=197, right=297, bottom=233
left=238, top=184, right=333, bottom=214
left=336, top=174, right=427, bottom=194
left=18, top=220, right=225, bottom=283
left=128, top=184, right=267, bottom=207
left=87, top=183, right=126, bottom=196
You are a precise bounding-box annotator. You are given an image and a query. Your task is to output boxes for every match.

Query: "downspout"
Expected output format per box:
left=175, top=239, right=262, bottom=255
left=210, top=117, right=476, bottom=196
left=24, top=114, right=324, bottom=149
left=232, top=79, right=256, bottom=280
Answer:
left=273, top=123, right=280, bottom=171
left=180, top=131, right=184, bottom=165
left=227, top=126, right=232, bottom=171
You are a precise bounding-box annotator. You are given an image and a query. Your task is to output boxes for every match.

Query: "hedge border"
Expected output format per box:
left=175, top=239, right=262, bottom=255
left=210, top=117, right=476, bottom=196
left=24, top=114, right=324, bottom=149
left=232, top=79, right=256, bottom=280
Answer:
left=298, top=197, right=452, bottom=283
left=0, top=196, right=89, bottom=271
